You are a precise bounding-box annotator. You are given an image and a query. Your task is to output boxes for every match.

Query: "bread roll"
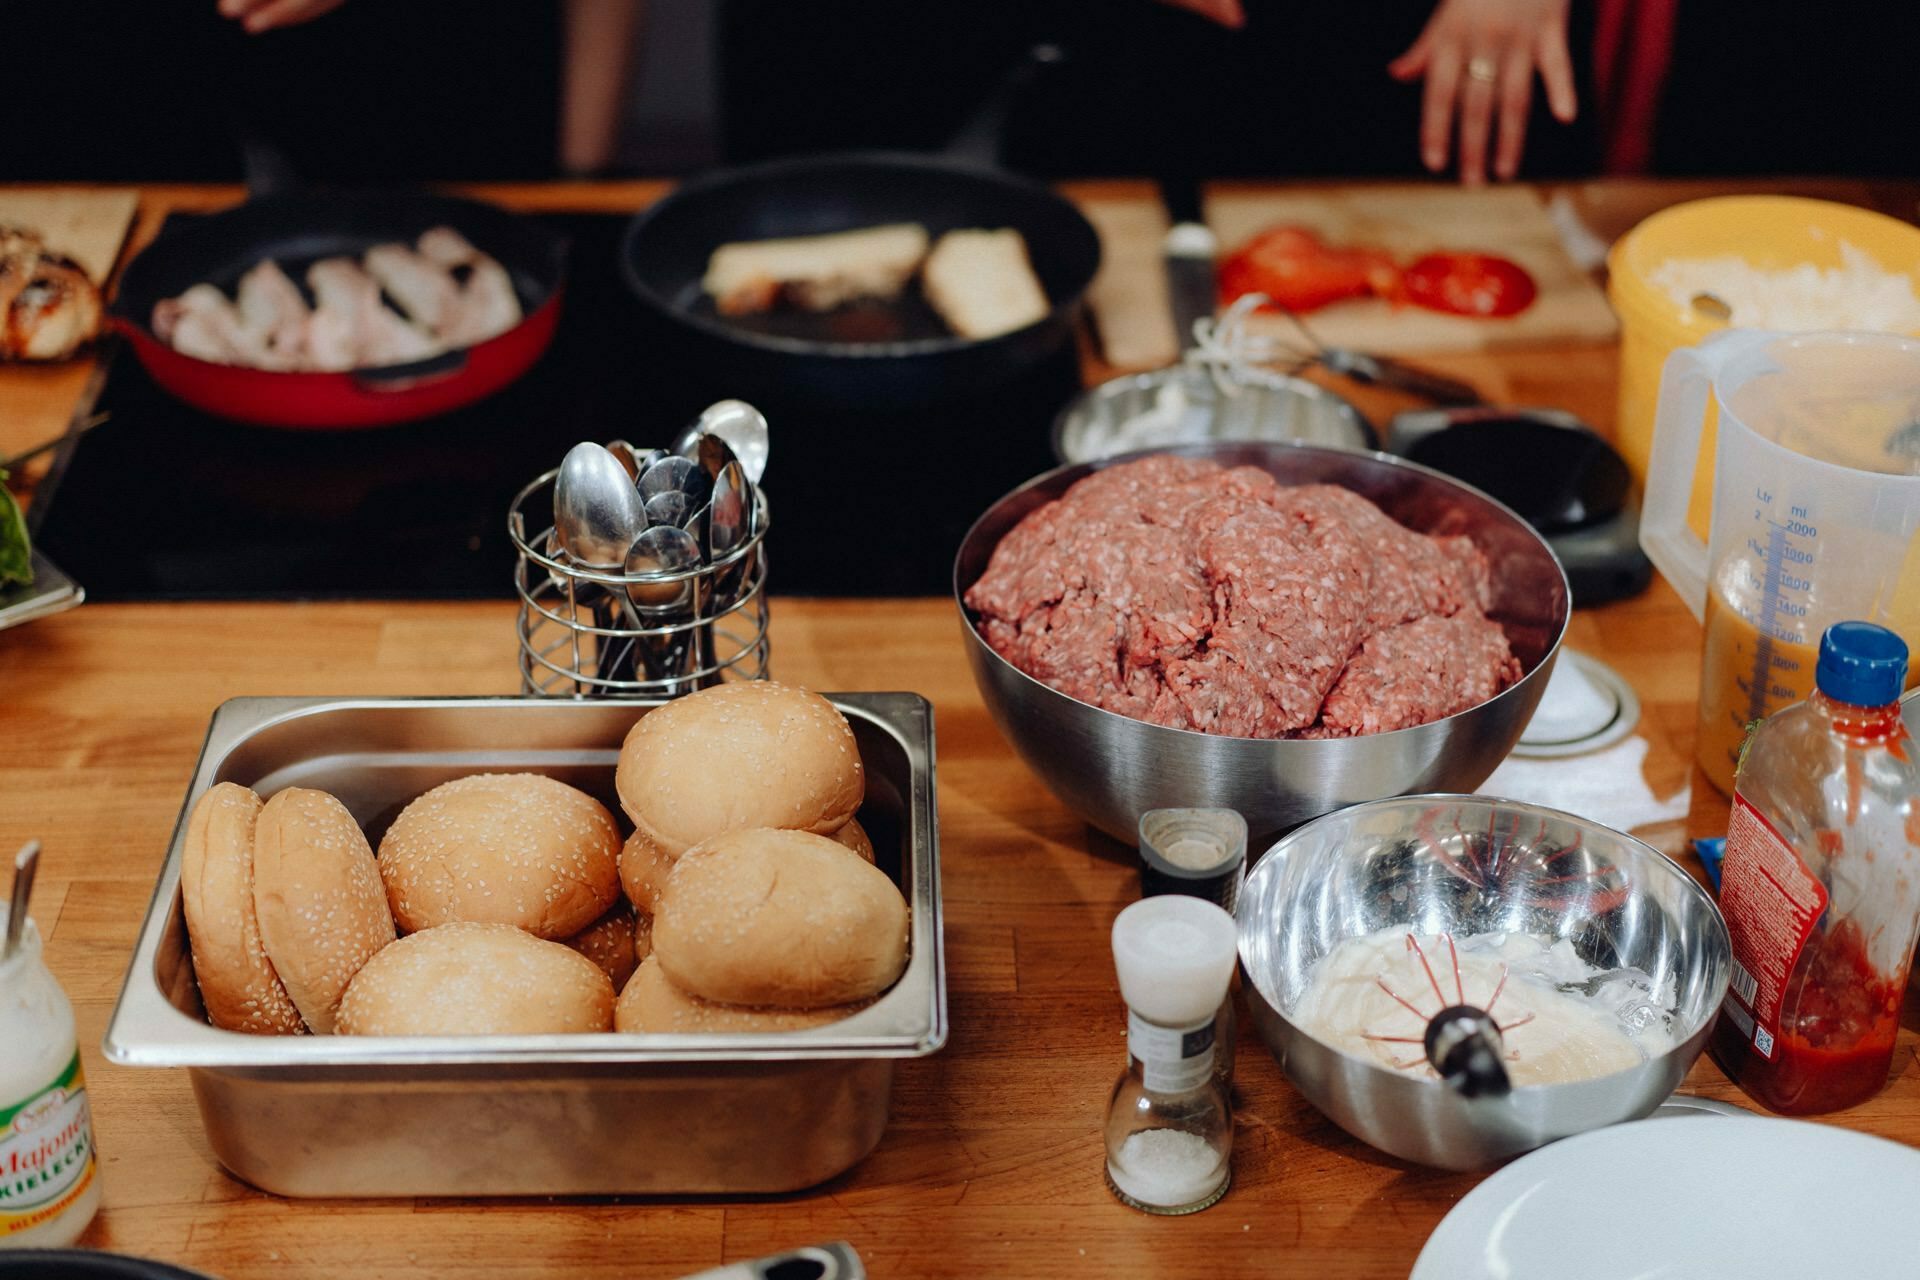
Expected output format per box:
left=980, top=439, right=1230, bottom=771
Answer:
left=337, top=922, right=614, bottom=1036
left=633, top=910, right=653, bottom=966
left=830, top=815, right=874, bottom=863
left=618, top=827, right=676, bottom=915
left=378, top=773, right=621, bottom=939
left=564, top=901, right=640, bottom=990
left=616, top=682, right=862, bottom=858
left=922, top=229, right=1049, bottom=340
left=252, top=788, right=397, bottom=1034
left=654, top=828, right=908, bottom=1008
left=180, top=783, right=306, bottom=1035
left=614, top=957, right=859, bottom=1034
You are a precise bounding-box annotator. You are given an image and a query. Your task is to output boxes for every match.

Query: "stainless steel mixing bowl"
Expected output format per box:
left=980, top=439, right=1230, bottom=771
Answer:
left=953, top=442, right=1569, bottom=844
left=1052, top=363, right=1374, bottom=465
left=1238, top=794, right=1731, bottom=1170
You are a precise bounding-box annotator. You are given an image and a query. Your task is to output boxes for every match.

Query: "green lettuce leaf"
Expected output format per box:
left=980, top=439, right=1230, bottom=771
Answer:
left=0, top=468, right=32, bottom=589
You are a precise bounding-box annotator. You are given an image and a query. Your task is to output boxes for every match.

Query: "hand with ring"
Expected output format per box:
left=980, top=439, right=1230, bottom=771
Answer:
left=1388, top=0, right=1577, bottom=185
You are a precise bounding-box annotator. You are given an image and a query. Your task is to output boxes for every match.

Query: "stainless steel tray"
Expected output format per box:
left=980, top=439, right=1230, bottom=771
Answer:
left=103, top=694, right=945, bottom=1197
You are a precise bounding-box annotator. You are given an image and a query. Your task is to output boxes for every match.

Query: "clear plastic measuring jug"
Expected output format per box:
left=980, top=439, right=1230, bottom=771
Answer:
left=1641, top=330, right=1920, bottom=795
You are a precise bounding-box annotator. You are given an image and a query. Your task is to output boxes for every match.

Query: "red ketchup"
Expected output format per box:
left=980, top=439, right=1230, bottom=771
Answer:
left=1708, top=622, right=1920, bottom=1114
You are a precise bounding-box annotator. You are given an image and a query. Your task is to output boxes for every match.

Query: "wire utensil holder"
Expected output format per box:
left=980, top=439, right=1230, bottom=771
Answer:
left=509, top=468, right=770, bottom=698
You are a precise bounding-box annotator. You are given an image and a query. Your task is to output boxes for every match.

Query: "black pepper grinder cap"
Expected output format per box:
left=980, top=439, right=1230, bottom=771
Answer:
left=1137, top=808, right=1248, bottom=913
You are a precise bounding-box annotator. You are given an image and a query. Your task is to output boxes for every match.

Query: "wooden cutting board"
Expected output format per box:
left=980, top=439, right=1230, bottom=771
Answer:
left=0, top=187, right=139, bottom=283
left=1080, top=190, right=1183, bottom=372
left=1205, top=185, right=1617, bottom=355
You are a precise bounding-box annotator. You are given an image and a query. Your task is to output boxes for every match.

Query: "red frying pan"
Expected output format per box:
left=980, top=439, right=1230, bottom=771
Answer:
left=111, top=189, right=566, bottom=430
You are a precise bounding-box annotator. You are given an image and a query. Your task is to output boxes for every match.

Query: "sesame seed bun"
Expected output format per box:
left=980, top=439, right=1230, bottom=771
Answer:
left=252, top=787, right=397, bottom=1035
left=180, top=783, right=306, bottom=1035
left=377, top=773, right=621, bottom=939
left=614, top=682, right=863, bottom=858
left=613, top=957, right=861, bottom=1034
left=653, top=828, right=908, bottom=1008
left=618, top=827, right=676, bottom=915
left=633, top=910, right=653, bottom=966
left=830, top=815, right=875, bottom=863
left=336, top=922, right=614, bottom=1036
left=564, top=900, right=640, bottom=990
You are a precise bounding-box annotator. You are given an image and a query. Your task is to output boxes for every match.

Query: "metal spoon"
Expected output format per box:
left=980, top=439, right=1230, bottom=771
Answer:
left=555, top=442, right=649, bottom=570
left=674, top=399, right=770, bottom=486
left=554, top=443, right=649, bottom=690
left=624, top=524, right=703, bottom=688
left=639, top=455, right=709, bottom=512
left=644, top=491, right=693, bottom=530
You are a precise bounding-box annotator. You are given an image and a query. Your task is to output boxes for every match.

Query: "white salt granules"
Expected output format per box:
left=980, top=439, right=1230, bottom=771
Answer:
left=1107, top=1129, right=1225, bottom=1207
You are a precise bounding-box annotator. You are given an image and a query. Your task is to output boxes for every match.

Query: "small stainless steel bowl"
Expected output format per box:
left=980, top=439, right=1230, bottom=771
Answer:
left=953, top=442, right=1569, bottom=845
left=1238, top=794, right=1731, bottom=1170
left=1052, top=363, right=1374, bottom=466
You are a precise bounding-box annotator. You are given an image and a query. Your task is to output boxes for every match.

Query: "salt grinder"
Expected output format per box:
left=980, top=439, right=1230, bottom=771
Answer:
left=1102, top=896, right=1237, bottom=1215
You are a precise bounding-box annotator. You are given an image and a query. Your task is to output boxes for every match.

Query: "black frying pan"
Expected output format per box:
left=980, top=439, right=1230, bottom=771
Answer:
left=619, top=53, right=1101, bottom=411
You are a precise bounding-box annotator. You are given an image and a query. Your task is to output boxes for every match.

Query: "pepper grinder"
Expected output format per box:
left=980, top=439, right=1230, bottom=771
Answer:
left=1137, top=808, right=1247, bottom=1087
left=1102, top=895, right=1238, bottom=1215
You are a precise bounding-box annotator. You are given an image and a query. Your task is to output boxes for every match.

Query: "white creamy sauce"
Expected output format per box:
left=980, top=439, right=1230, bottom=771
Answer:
left=1290, top=928, right=1673, bottom=1088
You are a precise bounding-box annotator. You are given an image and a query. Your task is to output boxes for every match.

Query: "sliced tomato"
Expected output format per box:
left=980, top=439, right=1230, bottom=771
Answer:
left=1400, top=252, right=1538, bottom=318
left=1219, top=226, right=1402, bottom=314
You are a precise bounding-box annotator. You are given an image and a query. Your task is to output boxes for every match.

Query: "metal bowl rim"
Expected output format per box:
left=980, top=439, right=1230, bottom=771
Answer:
left=1049, top=363, right=1378, bottom=465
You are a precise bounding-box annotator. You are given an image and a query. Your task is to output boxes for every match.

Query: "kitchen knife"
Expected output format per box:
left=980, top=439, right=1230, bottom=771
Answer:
left=1159, top=172, right=1216, bottom=353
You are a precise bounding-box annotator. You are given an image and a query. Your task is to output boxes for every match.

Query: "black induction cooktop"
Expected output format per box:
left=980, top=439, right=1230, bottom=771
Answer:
left=31, top=213, right=1077, bottom=601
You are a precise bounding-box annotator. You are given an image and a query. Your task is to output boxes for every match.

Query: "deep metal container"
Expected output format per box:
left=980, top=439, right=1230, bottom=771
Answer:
left=103, top=695, right=945, bottom=1198
left=954, top=442, right=1570, bottom=846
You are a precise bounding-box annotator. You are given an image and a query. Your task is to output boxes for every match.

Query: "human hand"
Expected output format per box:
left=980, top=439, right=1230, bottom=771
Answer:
left=217, top=0, right=348, bottom=35
left=1388, top=0, right=1577, bottom=186
left=1155, top=0, right=1246, bottom=29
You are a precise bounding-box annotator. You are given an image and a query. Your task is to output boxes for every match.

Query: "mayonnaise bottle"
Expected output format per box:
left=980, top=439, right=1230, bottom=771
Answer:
left=0, top=890, right=102, bottom=1246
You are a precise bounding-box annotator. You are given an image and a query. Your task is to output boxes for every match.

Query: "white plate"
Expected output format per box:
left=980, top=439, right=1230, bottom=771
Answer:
left=1412, top=1115, right=1920, bottom=1279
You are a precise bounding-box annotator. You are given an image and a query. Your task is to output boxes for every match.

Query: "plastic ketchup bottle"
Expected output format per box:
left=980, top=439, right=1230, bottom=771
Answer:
left=1708, top=622, right=1920, bottom=1114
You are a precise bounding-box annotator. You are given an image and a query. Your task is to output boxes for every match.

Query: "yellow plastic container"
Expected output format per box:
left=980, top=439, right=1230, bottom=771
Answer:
left=1607, top=196, right=1920, bottom=539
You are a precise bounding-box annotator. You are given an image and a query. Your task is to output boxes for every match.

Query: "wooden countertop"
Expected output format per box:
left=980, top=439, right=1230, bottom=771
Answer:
left=2, top=179, right=1916, bottom=1279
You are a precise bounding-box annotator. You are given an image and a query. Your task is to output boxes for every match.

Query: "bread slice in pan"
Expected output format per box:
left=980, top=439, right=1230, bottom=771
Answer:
left=921, top=228, right=1049, bottom=339
left=702, top=223, right=930, bottom=316
left=180, top=782, right=307, bottom=1035
left=251, top=787, right=396, bottom=1035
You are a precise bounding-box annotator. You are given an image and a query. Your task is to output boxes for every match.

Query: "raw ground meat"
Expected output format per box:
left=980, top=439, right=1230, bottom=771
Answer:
left=965, top=456, right=1523, bottom=739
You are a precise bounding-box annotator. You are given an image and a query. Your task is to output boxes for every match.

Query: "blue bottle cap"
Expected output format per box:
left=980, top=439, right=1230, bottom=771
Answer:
left=1815, top=622, right=1909, bottom=707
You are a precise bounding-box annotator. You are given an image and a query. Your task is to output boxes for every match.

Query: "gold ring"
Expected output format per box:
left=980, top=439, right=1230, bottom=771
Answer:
left=1466, top=55, right=1498, bottom=84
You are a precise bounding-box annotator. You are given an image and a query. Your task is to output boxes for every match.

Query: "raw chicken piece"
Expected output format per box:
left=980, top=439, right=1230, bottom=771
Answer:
left=440, top=255, right=522, bottom=347
left=234, top=261, right=309, bottom=368
left=362, top=303, right=443, bottom=366
left=152, top=284, right=271, bottom=366
left=309, top=257, right=443, bottom=370
left=306, top=257, right=383, bottom=367
left=416, top=225, right=482, bottom=268
left=363, top=243, right=458, bottom=333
